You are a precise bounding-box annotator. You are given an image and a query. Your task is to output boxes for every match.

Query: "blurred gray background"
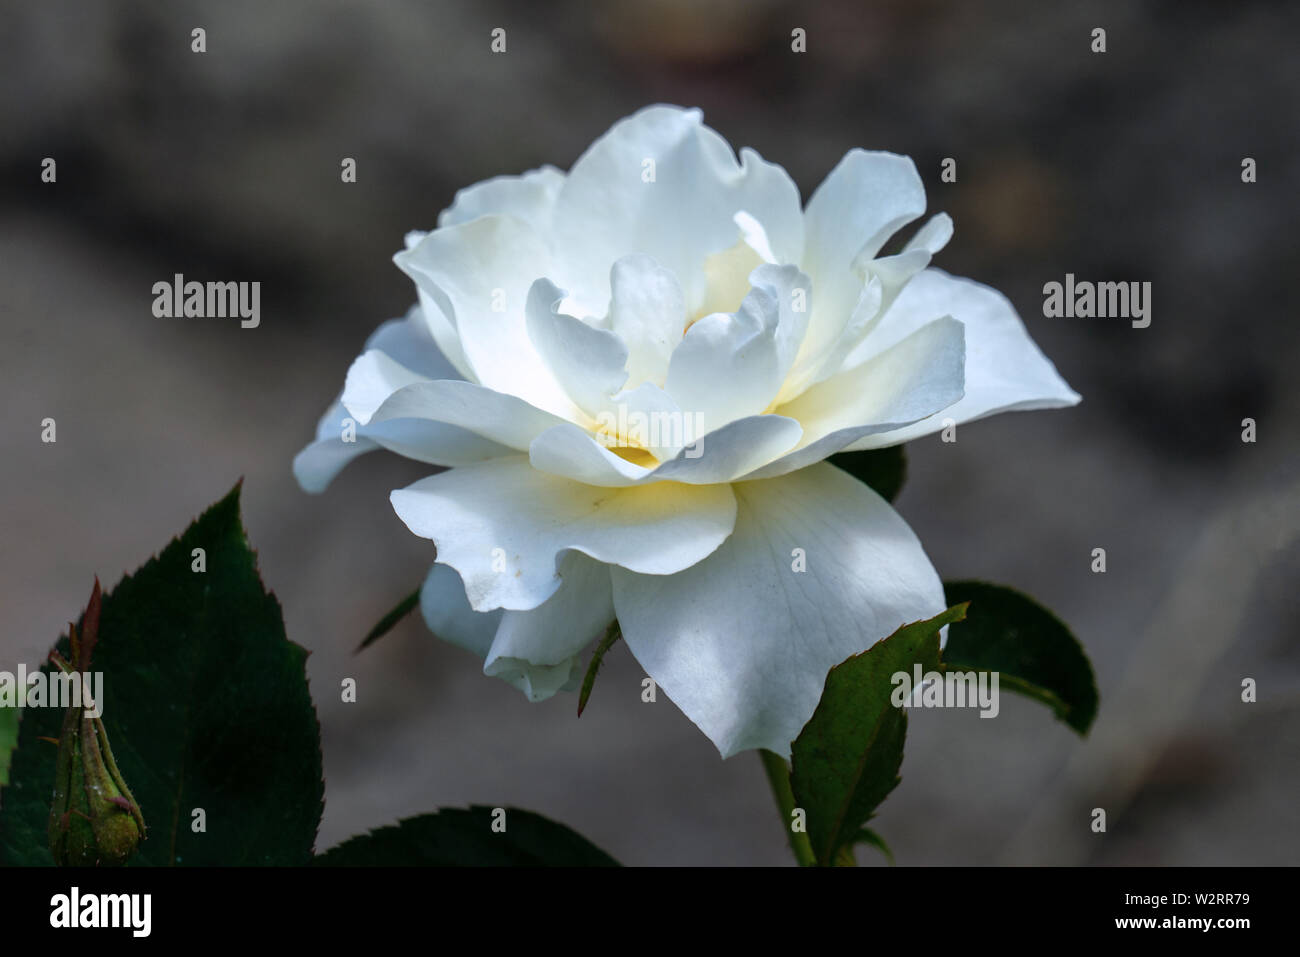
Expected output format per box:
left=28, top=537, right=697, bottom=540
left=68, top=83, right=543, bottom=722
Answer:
left=2, top=0, right=1297, bottom=865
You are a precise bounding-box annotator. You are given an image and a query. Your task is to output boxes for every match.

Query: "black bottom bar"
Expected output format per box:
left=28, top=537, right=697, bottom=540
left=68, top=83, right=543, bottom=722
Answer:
left=0, top=865, right=1283, bottom=942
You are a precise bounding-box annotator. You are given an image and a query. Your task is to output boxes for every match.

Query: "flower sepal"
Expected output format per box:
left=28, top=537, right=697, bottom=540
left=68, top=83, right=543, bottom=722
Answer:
left=46, top=581, right=145, bottom=867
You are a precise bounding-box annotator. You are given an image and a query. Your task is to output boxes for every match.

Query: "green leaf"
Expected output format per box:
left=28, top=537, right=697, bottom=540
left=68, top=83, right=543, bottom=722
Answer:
left=0, top=482, right=324, bottom=865
left=0, top=705, right=17, bottom=789
left=791, top=604, right=967, bottom=866
left=853, top=827, right=895, bottom=865
left=314, top=807, right=620, bottom=866
left=577, top=622, right=620, bottom=717
left=828, top=445, right=907, bottom=502
left=356, top=587, right=420, bottom=652
left=942, top=581, right=1098, bottom=735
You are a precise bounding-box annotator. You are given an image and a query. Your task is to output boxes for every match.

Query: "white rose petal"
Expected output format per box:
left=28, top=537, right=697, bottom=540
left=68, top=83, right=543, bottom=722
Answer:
left=396, top=215, right=576, bottom=418
left=293, top=310, right=510, bottom=491
left=390, top=456, right=737, bottom=611
left=296, top=104, right=1080, bottom=756
left=436, top=164, right=565, bottom=234
left=612, top=463, right=945, bottom=758
left=419, top=560, right=594, bottom=703
left=839, top=268, right=1081, bottom=449
left=549, top=106, right=804, bottom=319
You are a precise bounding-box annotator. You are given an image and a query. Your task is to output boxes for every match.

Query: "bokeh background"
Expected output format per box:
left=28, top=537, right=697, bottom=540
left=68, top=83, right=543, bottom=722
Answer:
left=3, top=0, right=1297, bottom=865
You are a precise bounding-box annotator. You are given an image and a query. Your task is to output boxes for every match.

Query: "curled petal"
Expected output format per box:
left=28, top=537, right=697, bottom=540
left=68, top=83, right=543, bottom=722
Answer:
left=391, top=457, right=737, bottom=611
left=746, top=316, right=965, bottom=480
left=551, top=105, right=803, bottom=319
left=613, top=462, right=946, bottom=758
left=840, top=268, right=1080, bottom=449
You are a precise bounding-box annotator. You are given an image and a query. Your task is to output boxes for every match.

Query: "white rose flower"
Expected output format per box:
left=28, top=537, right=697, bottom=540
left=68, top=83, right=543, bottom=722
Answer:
left=296, top=105, right=1078, bottom=757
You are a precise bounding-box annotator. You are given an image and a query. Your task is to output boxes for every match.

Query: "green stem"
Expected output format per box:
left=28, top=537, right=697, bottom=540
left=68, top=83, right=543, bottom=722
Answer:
left=759, top=749, right=816, bottom=866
